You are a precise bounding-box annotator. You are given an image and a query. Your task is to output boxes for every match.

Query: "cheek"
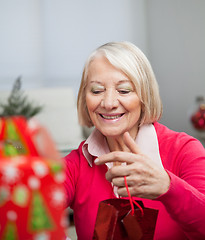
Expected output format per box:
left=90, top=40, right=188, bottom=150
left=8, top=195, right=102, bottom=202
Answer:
left=85, top=94, right=98, bottom=113
left=124, top=96, right=141, bottom=114
left=132, top=101, right=141, bottom=113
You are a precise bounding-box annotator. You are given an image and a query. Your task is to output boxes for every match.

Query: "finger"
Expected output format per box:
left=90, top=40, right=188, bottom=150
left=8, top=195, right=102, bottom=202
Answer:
left=111, top=177, right=126, bottom=187
left=117, top=186, right=141, bottom=198
left=94, top=151, right=137, bottom=165
left=123, top=132, right=143, bottom=154
left=105, top=164, right=132, bottom=181
left=110, top=174, right=136, bottom=187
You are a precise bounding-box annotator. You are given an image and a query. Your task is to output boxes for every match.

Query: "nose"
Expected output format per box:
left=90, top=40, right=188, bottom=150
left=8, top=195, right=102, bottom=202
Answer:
left=101, top=89, right=119, bottom=110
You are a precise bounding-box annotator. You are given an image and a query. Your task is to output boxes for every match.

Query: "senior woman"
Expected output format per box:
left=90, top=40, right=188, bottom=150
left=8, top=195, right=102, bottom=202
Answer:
left=65, top=42, right=205, bottom=240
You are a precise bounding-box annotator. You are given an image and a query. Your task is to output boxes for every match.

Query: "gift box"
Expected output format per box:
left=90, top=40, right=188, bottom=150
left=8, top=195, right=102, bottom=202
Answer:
left=0, top=116, right=66, bottom=240
left=93, top=198, right=158, bottom=240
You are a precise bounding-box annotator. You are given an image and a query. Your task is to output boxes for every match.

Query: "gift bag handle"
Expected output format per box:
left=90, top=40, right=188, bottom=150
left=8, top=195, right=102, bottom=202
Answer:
left=124, top=176, right=144, bottom=217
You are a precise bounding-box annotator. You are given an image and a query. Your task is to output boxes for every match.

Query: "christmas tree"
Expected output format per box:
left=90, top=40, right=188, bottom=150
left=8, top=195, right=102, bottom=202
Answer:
left=29, top=191, right=55, bottom=232
left=4, top=119, right=27, bottom=156
left=0, top=77, right=42, bottom=119
left=2, top=221, right=18, bottom=240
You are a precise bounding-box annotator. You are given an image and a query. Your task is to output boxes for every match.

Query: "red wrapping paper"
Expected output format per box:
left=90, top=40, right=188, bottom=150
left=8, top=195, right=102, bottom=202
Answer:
left=0, top=116, right=67, bottom=240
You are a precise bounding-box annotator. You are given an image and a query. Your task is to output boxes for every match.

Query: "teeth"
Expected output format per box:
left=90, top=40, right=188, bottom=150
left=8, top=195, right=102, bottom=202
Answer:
left=101, top=114, right=122, bottom=119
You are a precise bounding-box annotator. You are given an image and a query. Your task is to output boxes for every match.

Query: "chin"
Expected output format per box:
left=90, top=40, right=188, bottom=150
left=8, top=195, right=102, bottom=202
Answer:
left=100, top=129, right=125, bottom=138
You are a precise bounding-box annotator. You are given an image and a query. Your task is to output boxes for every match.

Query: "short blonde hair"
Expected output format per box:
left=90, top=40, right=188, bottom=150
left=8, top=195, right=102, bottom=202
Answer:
left=77, top=41, right=162, bottom=127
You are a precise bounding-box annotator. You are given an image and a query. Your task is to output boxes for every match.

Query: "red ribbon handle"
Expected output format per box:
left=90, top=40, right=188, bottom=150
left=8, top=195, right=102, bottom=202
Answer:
left=124, top=176, right=144, bottom=217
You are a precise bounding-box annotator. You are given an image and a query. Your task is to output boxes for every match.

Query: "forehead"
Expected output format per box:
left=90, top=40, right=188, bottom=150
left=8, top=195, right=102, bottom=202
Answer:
left=86, top=56, right=132, bottom=84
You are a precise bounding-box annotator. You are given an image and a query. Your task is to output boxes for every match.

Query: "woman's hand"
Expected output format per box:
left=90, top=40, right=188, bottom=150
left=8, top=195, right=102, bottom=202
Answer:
left=94, top=132, right=170, bottom=199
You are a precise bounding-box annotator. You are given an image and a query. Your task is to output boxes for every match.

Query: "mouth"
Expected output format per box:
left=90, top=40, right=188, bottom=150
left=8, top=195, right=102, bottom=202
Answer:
left=99, top=113, right=124, bottom=120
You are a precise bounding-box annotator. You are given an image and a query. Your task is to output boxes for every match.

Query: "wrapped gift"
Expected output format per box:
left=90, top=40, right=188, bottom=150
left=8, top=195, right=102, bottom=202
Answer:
left=0, top=116, right=67, bottom=240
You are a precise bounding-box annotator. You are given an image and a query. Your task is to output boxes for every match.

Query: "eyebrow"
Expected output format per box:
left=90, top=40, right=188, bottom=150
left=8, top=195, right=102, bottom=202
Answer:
left=89, top=81, right=103, bottom=85
left=117, top=80, right=132, bottom=85
left=89, top=79, right=131, bottom=85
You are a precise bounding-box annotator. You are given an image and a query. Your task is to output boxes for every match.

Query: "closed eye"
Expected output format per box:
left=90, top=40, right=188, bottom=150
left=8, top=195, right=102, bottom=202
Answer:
left=118, top=89, right=132, bottom=94
left=91, top=89, right=104, bottom=95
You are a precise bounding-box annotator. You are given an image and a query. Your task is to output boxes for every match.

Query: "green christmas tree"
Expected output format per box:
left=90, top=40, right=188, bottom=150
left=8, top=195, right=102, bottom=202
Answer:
left=1, top=221, right=18, bottom=240
left=29, top=191, right=55, bottom=232
left=0, top=77, right=42, bottom=119
left=4, top=119, right=26, bottom=156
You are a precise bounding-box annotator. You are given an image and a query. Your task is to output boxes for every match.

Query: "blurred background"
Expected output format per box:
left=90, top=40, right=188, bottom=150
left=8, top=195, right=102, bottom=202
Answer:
left=0, top=0, right=204, bottom=147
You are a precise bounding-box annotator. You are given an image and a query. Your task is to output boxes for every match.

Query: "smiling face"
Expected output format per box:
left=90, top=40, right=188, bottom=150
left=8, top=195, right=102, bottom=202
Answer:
left=85, top=56, right=141, bottom=139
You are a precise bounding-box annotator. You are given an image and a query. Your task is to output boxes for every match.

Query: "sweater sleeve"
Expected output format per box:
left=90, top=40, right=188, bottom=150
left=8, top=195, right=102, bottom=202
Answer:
left=157, top=137, right=205, bottom=239
left=64, top=146, right=82, bottom=208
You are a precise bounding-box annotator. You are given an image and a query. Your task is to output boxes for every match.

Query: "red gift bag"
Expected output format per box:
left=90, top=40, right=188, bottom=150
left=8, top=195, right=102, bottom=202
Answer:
left=0, top=116, right=67, bottom=240
left=93, top=199, right=158, bottom=240
left=93, top=177, right=158, bottom=240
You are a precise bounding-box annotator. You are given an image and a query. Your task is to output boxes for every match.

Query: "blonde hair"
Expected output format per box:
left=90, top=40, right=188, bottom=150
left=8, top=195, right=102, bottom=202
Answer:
left=77, top=41, right=162, bottom=127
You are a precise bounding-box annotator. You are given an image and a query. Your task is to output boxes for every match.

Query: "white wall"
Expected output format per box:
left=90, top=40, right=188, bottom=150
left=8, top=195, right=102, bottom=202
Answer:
left=41, top=0, right=147, bottom=93
left=0, top=0, right=147, bottom=93
left=0, top=0, right=44, bottom=89
left=146, top=0, right=205, bottom=137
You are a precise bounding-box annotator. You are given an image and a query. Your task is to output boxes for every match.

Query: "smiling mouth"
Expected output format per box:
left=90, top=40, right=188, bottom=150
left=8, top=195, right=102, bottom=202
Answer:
left=100, top=114, right=124, bottom=119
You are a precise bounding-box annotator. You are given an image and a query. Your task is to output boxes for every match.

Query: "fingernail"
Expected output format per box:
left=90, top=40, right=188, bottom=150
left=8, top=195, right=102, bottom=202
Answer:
left=94, top=158, right=99, bottom=164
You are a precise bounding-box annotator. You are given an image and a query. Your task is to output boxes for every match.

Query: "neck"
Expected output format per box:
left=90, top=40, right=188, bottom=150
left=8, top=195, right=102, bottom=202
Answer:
left=106, top=128, right=138, bottom=152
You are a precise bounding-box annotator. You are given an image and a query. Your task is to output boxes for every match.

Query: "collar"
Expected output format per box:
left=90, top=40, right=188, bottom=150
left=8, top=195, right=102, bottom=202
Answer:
left=135, top=123, right=163, bottom=168
left=82, top=124, right=163, bottom=168
left=82, top=128, right=110, bottom=167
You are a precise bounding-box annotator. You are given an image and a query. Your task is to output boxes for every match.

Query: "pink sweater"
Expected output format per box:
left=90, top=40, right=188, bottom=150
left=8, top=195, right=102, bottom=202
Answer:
left=64, top=122, right=205, bottom=240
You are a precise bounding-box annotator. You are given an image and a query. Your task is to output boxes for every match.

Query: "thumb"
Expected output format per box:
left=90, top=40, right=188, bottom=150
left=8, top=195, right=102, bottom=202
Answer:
left=123, top=132, right=142, bottom=155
